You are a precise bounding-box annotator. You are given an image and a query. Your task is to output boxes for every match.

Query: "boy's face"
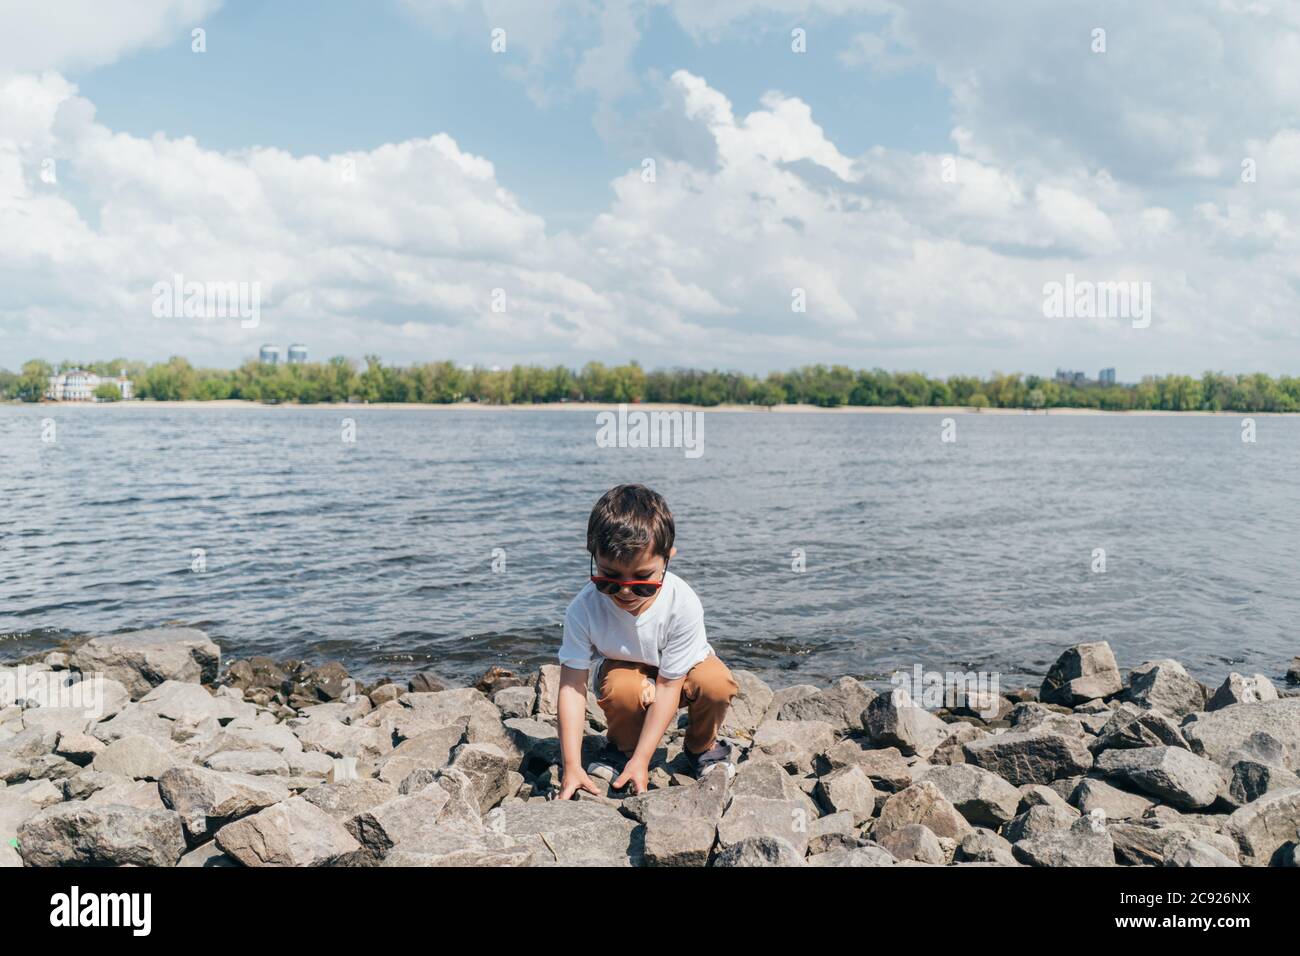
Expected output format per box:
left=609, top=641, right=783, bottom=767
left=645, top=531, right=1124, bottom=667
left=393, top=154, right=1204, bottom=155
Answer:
left=593, top=543, right=668, bottom=616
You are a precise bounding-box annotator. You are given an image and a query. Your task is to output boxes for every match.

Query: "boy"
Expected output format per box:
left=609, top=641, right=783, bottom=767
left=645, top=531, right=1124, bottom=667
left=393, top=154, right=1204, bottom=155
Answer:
left=556, top=484, right=739, bottom=799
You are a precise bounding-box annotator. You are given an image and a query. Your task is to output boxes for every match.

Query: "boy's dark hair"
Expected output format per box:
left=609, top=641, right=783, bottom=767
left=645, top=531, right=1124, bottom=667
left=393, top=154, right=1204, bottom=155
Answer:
left=587, top=484, right=675, bottom=561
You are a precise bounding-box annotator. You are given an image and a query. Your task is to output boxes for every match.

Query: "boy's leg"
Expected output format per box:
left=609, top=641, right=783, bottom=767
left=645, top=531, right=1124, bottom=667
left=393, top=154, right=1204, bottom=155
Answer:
left=680, top=654, right=740, bottom=755
left=596, top=659, right=658, bottom=754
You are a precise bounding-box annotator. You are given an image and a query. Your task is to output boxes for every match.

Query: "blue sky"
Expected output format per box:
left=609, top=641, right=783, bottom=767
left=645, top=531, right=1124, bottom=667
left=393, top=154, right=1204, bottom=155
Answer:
left=3, top=1, right=1300, bottom=378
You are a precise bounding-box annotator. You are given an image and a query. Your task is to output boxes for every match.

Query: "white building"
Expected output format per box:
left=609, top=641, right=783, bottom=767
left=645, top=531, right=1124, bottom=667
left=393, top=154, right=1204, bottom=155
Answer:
left=46, top=369, right=134, bottom=402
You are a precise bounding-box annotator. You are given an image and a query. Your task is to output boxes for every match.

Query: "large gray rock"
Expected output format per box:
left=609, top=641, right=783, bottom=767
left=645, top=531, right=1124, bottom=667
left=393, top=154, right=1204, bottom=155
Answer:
left=863, top=687, right=952, bottom=758
left=1094, top=746, right=1224, bottom=810
left=777, top=677, right=876, bottom=733
left=819, top=742, right=921, bottom=792
left=1226, top=759, right=1300, bottom=807
left=712, top=835, right=804, bottom=867
left=805, top=844, right=896, bottom=866
left=215, top=797, right=362, bottom=866
left=1224, top=787, right=1300, bottom=865
left=137, top=679, right=252, bottom=724
left=621, top=773, right=729, bottom=867
left=380, top=827, right=534, bottom=867
left=1070, top=778, right=1154, bottom=821
left=1090, top=704, right=1188, bottom=754
left=1208, top=673, right=1279, bottom=711
left=717, top=793, right=812, bottom=856
left=1110, top=821, right=1240, bottom=866
left=956, top=827, right=1018, bottom=865
left=719, top=671, right=774, bottom=741
left=873, top=780, right=972, bottom=841
left=1165, top=840, right=1240, bottom=867
left=1040, top=642, right=1123, bottom=706
left=1124, top=660, right=1207, bottom=718
left=1181, top=698, right=1300, bottom=770
left=963, top=730, right=1093, bottom=786
left=158, top=766, right=290, bottom=843
left=345, top=785, right=457, bottom=859
left=921, top=764, right=1021, bottom=827
left=91, top=734, right=180, bottom=781
left=447, top=742, right=513, bottom=813
left=1012, top=816, right=1115, bottom=866
left=299, top=779, right=398, bottom=821
left=71, top=627, right=220, bottom=699
left=814, top=765, right=877, bottom=825
left=877, top=823, right=945, bottom=864
left=18, top=803, right=186, bottom=866
left=1004, top=804, right=1078, bottom=842
left=375, top=725, right=464, bottom=784
left=750, top=720, right=836, bottom=774
left=484, top=798, right=642, bottom=866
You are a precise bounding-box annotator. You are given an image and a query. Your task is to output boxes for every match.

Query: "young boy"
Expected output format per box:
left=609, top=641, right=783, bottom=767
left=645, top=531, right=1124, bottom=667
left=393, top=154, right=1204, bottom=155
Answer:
left=556, top=484, right=739, bottom=799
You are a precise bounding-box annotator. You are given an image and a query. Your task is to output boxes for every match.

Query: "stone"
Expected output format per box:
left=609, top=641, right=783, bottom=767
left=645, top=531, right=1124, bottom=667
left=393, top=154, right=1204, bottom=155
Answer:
left=805, top=844, right=896, bottom=866
left=819, top=742, right=920, bottom=792
left=719, top=671, right=774, bottom=740
left=873, top=780, right=972, bottom=841
left=177, top=842, right=240, bottom=867
left=878, top=823, right=945, bottom=864
left=1017, top=783, right=1076, bottom=815
left=622, top=773, right=730, bottom=866
left=1224, top=787, right=1300, bottom=865
left=137, top=680, right=251, bottom=723
left=205, top=750, right=290, bottom=776
left=1094, top=747, right=1224, bottom=810
left=293, top=717, right=392, bottom=762
left=807, top=811, right=859, bottom=854
left=70, top=627, right=220, bottom=699
left=535, top=665, right=561, bottom=717
left=1004, top=804, right=1078, bottom=842
left=1109, top=821, right=1240, bottom=867
left=1070, top=778, right=1154, bottom=821
left=492, top=685, right=537, bottom=720
left=1181, top=698, right=1300, bottom=770
left=921, top=764, right=1021, bottom=827
left=963, top=730, right=1093, bottom=786
left=1040, top=642, right=1123, bottom=706
left=380, top=827, right=534, bottom=867
left=300, top=779, right=398, bottom=821
left=1227, top=760, right=1300, bottom=807
left=158, top=766, right=291, bottom=843
left=956, top=827, right=1018, bottom=865
left=1208, top=673, right=1279, bottom=711
left=215, top=796, right=362, bottom=866
left=1124, top=660, right=1207, bottom=718
left=929, top=723, right=989, bottom=765
left=814, top=765, right=877, bottom=825
left=54, top=731, right=104, bottom=765
left=91, top=734, right=179, bottom=780
left=345, top=786, right=458, bottom=858
left=1165, top=840, right=1240, bottom=867
left=83, top=779, right=165, bottom=811
left=6, top=778, right=62, bottom=807
left=1287, top=657, right=1299, bottom=685
left=408, top=671, right=451, bottom=694
left=863, top=687, right=952, bottom=758
left=375, top=726, right=465, bottom=784
left=776, top=677, right=876, bottom=733
left=1090, top=704, right=1189, bottom=754
left=448, top=742, right=513, bottom=813
left=369, top=683, right=401, bottom=706
left=717, top=793, right=812, bottom=856
left=711, top=835, right=803, bottom=867
left=751, top=720, right=837, bottom=774
left=18, top=803, right=186, bottom=866
left=1012, top=816, right=1115, bottom=866
left=484, top=798, right=642, bottom=866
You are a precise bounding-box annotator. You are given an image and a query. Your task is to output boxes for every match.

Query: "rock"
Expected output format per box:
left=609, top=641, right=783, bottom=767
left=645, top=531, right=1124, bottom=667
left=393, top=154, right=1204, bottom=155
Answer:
left=717, top=793, right=812, bottom=856
left=1094, top=747, right=1224, bottom=810
left=380, top=827, right=534, bottom=867
left=1124, top=660, right=1207, bottom=718
left=1227, top=760, right=1300, bottom=807
left=1017, top=783, right=1076, bottom=815
left=1012, top=816, right=1115, bottom=866
left=929, top=723, right=989, bottom=765
left=807, top=811, right=859, bottom=854
left=408, top=671, right=451, bottom=694
left=805, top=844, right=895, bottom=866
left=89, top=707, right=173, bottom=745
left=776, top=677, right=876, bottom=733
left=297, top=661, right=352, bottom=702
left=863, top=687, right=952, bottom=758
left=54, top=731, right=104, bottom=766
left=535, top=665, right=561, bottom=717
left=878, top=823, right=945, bottom=864
left=375, top=726, right=466, bottom=784
left=158, top=766, right=291, bottom=843
left=1208, top=673, right=1279, bottom=711
left=920, top=764, right=1021, bottom=827
left=813, top=765, right=877, bottom=825
left=502, top=718, right=560, bottom=771
left=1224, top=787, right=1300, bottom=865
left=205, top=750, right=290, bottom=776
left=751, top=720, right=836, bottom=774
left=1070, top=778, right=1154, bottom=821
left=369, top=683, right=402, bottom=707
left=448, top=742, right=513, bottom=813
left=963, top=730, right=1093, bottom=786
left=1004, top=804, right=1078, bottom=842
left=215, top=797, right=362, bottom=866
left=177, top=842, right=240, bottom=867
left=18, top=803, right=186, bottom=866
left=91, top=734, right=179, bottom=781
left=137, top=680, right=251, bottom=724
left=1109, top=821, right=1240, bottom=867
left=6, top=778, right=62, bottom=808
left=83, top=779, right=164, bottom=811
left=1287, top=657, right=1299, bottom=685
left=484, top=798, right=642, bottom=866
left=70, top=627, right=220, bottom=699
left=474, top=666, right=524, bottom=696
left=1009, top=705, right=1093, bottom=738
left=1, top=791, right=41, bottom=851
left=300, top=779, right=398, bottom=821
left=293, top=717, right=393, bottom=762
left=1040, top=642, right=1123, bottom=706
left=1181, top=698, right=1300, bottom=770
left=956, top=828, right=1018, bottom=865
left=1090, top=704, right=1188, bottom=754
left=345, top=785, right=460, bottom=859
left=711, top=835, right=804, bottom=867
left=819, top=742, right=920, bottom=792
left=622, top=773, right=730, bottom=866
left=873, top=780, right=972, bottom=842
left=492, top=686, right=537, bottom=720
left=1165, top=840, right=1240, bottom=867
left=719, top=671, right=774, bottom=740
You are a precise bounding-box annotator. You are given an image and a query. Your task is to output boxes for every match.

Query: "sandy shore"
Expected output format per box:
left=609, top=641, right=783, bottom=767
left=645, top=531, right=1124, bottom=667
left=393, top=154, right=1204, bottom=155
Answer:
left=9, top=399, right=1296, bottom=416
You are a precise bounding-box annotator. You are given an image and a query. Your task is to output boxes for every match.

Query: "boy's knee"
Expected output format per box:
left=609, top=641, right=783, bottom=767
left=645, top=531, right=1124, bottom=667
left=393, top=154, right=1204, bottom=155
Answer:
left=599, top=667, right=650, bottom=714
left=695, top=663, right=739, bottom=706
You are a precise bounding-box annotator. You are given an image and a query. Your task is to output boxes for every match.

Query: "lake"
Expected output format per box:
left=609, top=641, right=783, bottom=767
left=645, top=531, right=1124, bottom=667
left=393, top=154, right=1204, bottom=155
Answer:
left=2, top=404, right=1297, bottom=692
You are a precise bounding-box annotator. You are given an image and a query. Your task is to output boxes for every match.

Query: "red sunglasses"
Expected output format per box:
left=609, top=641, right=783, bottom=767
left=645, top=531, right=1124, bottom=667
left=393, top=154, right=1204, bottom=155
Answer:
left=590, top=555, right=668, bottom=598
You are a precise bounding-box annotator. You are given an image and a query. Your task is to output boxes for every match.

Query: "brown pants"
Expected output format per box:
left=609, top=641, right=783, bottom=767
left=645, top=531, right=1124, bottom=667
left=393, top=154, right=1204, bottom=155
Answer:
left=597, top=655, right=739, bottom=755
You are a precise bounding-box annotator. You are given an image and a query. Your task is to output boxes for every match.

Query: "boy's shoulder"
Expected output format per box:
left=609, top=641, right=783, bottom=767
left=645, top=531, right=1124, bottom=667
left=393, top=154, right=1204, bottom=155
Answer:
left=665, top=571, right=703, bottom=615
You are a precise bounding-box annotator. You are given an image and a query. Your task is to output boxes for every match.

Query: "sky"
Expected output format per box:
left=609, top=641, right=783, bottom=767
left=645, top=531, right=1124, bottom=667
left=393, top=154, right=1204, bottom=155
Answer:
left=2, top=0, right=1300, bottom=379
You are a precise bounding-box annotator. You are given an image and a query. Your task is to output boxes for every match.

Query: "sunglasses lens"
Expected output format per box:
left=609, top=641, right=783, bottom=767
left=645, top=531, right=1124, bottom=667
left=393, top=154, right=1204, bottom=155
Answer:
left=631, top=583, right=659, bottom=597
left=594, top=579, right=620, bottom=595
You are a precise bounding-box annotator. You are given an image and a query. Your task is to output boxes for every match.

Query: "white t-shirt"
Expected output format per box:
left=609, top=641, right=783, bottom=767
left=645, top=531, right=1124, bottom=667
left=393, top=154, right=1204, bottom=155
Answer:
left=560, top=571, right=712, bottom=681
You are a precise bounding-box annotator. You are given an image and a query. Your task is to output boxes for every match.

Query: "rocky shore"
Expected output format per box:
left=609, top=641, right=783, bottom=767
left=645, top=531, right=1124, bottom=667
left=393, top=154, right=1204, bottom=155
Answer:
left=3, top=630, right=1300, bottom=867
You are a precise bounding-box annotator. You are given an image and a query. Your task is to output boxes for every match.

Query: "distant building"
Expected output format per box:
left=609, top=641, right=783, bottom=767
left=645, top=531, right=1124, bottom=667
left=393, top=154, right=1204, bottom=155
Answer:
left=1054, top=368, right=1088, bottom=387
left=259, top=344, right=281, bottom=365
left=46, top=368, right=132, bottom=401
left=287, top=344, right=308, bottom=365
left=1098, top=367, right=1116, bottom=385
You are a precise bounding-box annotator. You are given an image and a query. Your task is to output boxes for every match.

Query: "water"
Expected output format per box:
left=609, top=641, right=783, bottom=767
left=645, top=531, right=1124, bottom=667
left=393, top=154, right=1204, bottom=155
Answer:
left=2, top=405, right=1297, bottom=692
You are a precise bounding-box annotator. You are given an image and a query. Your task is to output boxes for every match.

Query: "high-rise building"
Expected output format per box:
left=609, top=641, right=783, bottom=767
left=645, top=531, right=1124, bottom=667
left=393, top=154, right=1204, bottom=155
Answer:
left=1098, top=367, right=1116, bottom=385
left=259, top=344, right=280, bottom=365
left=287, top=344, right=308, bottom=365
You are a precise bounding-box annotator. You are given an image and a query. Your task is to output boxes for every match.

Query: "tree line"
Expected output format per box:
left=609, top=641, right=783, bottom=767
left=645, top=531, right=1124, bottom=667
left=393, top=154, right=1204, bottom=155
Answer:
left=4, top=357, right=1300, bottom=412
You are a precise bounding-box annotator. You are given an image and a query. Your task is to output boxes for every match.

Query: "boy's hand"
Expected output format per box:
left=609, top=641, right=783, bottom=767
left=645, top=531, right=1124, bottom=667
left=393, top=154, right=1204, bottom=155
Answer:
left=612, top=757, right=649, bottom=795
left=557, top=767, right=602, bottom=801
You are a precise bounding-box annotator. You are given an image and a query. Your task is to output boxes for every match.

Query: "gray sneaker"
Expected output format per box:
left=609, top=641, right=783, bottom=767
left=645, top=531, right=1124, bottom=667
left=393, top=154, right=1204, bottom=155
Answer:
left=685, top=740, right=735, bottom=780
left=585, top=742, right=628, bottom=782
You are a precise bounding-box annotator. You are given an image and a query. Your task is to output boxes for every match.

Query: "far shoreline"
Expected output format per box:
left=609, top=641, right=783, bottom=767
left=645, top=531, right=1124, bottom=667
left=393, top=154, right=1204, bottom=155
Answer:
left=3, top=399, right=1297, bottom=416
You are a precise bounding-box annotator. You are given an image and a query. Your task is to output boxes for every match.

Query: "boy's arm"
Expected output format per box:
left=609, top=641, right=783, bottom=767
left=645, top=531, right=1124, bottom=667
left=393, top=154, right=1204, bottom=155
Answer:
left=556, top=665, right=600, bottom=800
left=612, top=673, right=684, bottom=794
